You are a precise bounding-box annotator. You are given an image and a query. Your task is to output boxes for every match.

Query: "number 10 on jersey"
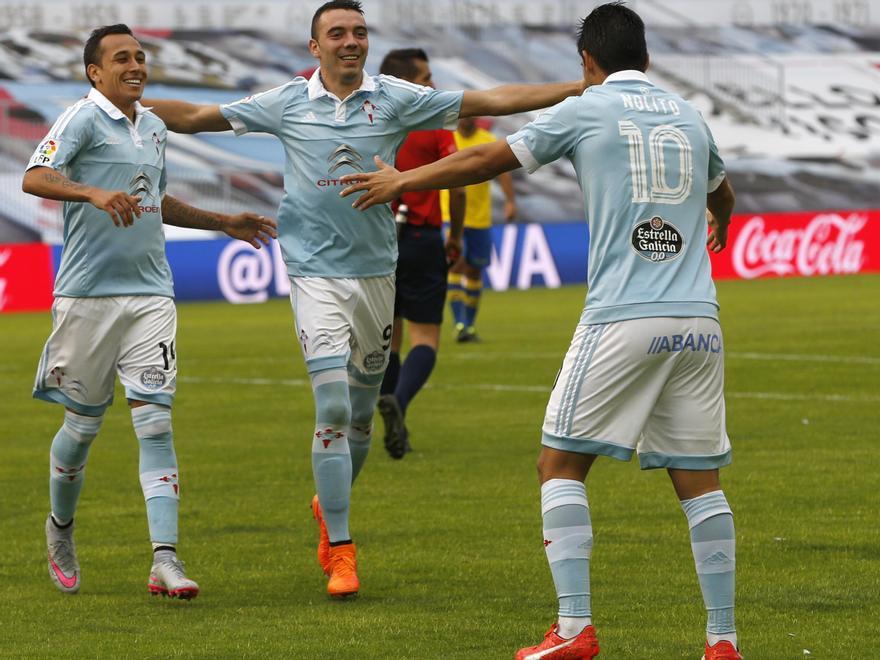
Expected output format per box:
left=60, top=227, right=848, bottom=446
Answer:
left=618, top=121, right=693, bottom=205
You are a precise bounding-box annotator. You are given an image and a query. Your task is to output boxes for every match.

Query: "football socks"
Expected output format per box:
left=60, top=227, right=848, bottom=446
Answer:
left=49, top=410, right=102, bottom=524
left=132, top=404, right=179, bottom=545
left=311, top=375, right=352, bottom=543
left=380, top=351, right=400, bottom=396
left=681, top=490, right=737, bottom=648
left=447, top=272, right=465, bottom=326
left=348, top=382, right=379, bottom=482
left=541, top=478, right=593, bottom=635
left=462, top=277, right=482, bottom=328
left=394, top=345, right=436, bottom=415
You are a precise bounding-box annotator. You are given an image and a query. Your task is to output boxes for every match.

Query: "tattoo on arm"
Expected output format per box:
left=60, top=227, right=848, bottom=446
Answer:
left=161, top=195, right=223, bottom=230
left=42, top=171, right=90, bottom=193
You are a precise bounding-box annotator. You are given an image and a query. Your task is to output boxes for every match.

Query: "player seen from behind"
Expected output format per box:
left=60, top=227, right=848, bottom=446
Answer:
left=340, top=3, right=741, bottom=658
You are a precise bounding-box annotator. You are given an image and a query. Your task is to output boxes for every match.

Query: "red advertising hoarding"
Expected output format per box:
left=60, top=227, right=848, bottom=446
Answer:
left=0, top=243, right=54, bottom=312
left=710, top=210, right=879, bottom=280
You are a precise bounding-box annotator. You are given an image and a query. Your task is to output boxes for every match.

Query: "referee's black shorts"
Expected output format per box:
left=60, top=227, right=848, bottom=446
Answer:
left=394, top=224, right=447, bottom=325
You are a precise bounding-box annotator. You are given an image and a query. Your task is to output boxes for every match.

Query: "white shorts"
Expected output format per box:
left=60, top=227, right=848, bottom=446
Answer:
left=34, top=296, right=177, bottom=415
left=542, top=316, right=731, bottom=470
left=290, top=276, right=395, bottom=384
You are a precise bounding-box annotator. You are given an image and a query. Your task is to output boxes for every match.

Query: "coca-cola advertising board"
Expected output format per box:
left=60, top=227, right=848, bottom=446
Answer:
left=710, top=210, right=878, bottom=280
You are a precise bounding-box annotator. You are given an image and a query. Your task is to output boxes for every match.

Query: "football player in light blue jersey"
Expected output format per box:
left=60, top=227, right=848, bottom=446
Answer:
left=341, top=3, right=741, bottom=657
left=23, top=24, right=276, bottom=600
left=145, top=0, right=588, bottom=599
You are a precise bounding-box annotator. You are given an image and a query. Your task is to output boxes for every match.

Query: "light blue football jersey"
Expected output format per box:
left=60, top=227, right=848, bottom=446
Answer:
left=507, top=71, right=726, bottom=324
left=27, top=88, right=172, bottom=298
left=220, top=69, right=463, bottom=278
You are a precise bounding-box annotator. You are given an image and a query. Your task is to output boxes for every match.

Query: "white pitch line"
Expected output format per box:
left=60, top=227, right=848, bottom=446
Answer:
left=447, top=351, right=880, bottom=366
left=446, top=352, right=559, bottom=361
left=728, top=351, right=880, bottom=366
left=179, top=376, right=877, bottom=402
left=181, top=376, right=310, bottom=387
left=727, top=391, right=880, bottom=403
left=184, top=350, right=880, bottom=367
left=179, top=375, right=548, bottom=393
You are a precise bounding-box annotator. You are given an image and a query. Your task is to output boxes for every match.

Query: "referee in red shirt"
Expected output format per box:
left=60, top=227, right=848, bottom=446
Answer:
left=376, top=48, right=466, bottom=459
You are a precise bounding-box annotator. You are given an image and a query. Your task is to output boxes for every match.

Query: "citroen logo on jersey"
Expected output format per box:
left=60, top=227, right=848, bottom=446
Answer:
left=128, top=171, right=160, bottom=213
left=316, top=144, right=366, bottom=187
left=328, top=144, right=365, bottom=174
left=130, top=171, right=152, bottom=197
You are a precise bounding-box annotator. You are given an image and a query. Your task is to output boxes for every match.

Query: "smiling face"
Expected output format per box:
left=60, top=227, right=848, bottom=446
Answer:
left=87, top=33, right=147, bottom=112
left=308, top=8, right=368, bottom=92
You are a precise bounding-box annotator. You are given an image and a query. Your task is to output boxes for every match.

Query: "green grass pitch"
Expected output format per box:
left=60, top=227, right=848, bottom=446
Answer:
left=1, top=275, right=878, bottom=658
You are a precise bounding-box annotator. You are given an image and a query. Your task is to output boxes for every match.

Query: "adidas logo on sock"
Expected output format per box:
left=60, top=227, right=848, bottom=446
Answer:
left=703, top=551, right=731, bottom=565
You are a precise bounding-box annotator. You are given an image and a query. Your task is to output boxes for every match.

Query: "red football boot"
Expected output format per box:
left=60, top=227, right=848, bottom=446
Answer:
left=515, top=624, right=599, bottom=660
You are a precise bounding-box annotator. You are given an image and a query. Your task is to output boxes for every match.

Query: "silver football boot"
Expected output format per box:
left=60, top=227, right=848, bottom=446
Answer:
left=148, top=550, right=199, bottom=600
left=46, top=514, right=80, bottom=594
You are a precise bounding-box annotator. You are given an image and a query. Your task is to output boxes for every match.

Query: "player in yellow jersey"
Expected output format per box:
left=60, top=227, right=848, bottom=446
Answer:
left=443, top=117, right=517, bottom=342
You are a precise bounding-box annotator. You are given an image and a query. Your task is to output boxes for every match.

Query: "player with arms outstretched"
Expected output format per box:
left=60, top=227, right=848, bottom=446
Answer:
left=341, top=3, right=741, bottom=657
left=24, top=24, right=276, bottom=599
left=144, top=0, right=587, bottom=599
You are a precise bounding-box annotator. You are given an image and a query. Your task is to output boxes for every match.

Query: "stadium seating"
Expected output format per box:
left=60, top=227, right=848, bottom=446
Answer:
left=1, top=22, right=878, bottom=242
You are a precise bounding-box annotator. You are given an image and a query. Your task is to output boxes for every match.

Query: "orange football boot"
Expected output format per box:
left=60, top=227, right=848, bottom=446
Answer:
left=515, top=624, right=599, bottom=660
left=703, top=640, right=742, bottom=660
left=310, top=495, right=331, bottom=575
left=326, top=543, right=359, bottom=598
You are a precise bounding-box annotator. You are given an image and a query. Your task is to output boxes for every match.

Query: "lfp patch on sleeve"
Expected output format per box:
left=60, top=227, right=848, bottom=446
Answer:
left=29, top=138, right=59, bottom=168
left=631, top=216, right=684, bottom=263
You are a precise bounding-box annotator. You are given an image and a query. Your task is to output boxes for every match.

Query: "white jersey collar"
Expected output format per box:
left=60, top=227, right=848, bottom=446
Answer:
left=88, top=87, right=150, bottom=122
left=307, top=67, right=376, bottom=102
left=602, top=70, right=652, bottom=85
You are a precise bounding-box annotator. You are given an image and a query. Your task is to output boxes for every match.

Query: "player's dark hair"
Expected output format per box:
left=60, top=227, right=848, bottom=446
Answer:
left=311, top=0, right=365, bottom=39
left=576, top=2, right=648, bottom=74
left=83, top=24, right=134, bottom=88
left=379, top=48, right=429, bottom=80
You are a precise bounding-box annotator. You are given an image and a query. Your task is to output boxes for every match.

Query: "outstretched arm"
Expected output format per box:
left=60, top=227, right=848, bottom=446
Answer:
left=22, top=166, right=142, bottom=227
left=341, top=140, right=521, bottom=211
left=143, top=99, right=231, bottom=134
left=445, top=186, right=466, bottom=263
left=460, top=80, right=585, bottom=118
left=497, top=171, right=517, bottom=222
left=161, top=196, right=277, bottom=249
left=706, top=177, right=736, bottom=253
